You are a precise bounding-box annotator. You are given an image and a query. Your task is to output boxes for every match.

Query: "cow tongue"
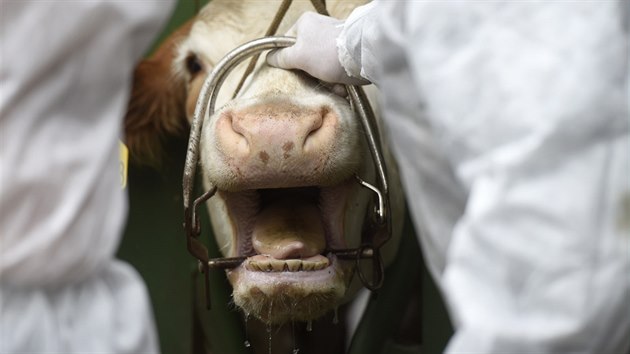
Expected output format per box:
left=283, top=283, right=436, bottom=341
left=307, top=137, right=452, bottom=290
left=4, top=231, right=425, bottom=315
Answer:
left=251, top=196, right=326, bottom=260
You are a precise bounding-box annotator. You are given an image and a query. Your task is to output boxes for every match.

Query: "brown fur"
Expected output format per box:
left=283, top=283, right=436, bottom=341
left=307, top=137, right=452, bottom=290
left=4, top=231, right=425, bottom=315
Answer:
left=123, top=20, right=194, bottom=166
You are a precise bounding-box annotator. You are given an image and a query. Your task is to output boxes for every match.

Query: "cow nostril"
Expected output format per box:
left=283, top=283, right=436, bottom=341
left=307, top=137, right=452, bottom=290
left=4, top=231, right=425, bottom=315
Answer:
left=307, top=108, right=326, bottom=136
left=218, top=111, right=249, bottom=152
left=304, top=106, right=334, bottom=150
left=228, top=113, right=246, bottom=137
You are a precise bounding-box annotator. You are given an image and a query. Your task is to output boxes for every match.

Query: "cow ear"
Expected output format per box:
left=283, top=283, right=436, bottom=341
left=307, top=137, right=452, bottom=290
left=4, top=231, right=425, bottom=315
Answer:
left=124, top=21, right=193, bottom=167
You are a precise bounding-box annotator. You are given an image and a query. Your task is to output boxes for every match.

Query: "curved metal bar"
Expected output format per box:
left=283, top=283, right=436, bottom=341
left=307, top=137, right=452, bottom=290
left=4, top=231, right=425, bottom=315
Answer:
left=355, top=174, right=385, bottom=225
left=347, top=86, right=392, bottom=249
left=183, top=36, right=298, bottom=218
left=355, top=245, right=384, bottom=291
left=182, top=37, right=298, bottom=309
left=192, top=186, right=217, bottom=235
left=181, top=35, right=393, bottom=294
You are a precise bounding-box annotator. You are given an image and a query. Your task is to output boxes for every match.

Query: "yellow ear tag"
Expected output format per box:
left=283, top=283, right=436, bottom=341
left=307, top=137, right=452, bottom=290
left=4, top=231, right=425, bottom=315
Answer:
left=119, top=141, right=129, bottom=189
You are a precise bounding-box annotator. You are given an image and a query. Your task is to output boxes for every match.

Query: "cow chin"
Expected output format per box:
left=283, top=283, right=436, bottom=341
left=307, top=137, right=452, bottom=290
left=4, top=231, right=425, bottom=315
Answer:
left=226, top=256, right=354, bottom=324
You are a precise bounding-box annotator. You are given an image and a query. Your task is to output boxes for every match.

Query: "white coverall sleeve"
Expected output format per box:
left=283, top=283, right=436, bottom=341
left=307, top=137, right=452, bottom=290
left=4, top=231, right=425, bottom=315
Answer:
left=339, top=1, right=630, bottom=353
left=336, top=1, right=379, bottom=83
left=0, top=1, right=174, bottom=352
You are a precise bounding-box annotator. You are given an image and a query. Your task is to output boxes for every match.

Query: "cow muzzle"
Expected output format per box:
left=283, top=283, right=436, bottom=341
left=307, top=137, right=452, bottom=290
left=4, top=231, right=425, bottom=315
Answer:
left=182, top=36, right=392, bottom=310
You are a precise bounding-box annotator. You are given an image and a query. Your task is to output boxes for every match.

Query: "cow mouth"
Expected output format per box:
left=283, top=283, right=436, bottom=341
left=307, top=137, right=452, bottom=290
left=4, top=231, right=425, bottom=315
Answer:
left=219, top=179, right=354, bottom=275
left=220, top=181, right=358, bottom=324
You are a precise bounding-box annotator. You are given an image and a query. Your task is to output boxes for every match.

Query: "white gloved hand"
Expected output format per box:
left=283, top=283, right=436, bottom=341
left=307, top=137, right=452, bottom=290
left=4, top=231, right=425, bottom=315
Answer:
left=266, top=12, right=370, bottom=86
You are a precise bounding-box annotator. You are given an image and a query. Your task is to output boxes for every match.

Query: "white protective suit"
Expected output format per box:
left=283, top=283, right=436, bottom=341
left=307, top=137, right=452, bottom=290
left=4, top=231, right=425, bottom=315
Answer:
left=0, top=1, right=174, bottom=352
left=337, top=1, right=629, bottom=353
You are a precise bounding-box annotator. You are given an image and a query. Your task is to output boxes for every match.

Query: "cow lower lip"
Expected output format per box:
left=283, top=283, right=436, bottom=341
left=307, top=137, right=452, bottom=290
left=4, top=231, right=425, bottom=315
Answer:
left=227, top=254, right=349, bottom=324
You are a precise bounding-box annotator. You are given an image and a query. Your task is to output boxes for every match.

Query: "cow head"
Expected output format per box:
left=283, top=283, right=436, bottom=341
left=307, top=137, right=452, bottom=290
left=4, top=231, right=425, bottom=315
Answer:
left=126, top=0, right=404, bottom=325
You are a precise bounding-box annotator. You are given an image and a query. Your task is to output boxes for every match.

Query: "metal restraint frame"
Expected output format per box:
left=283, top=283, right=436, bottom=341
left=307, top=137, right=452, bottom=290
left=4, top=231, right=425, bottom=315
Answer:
left=182, top=36, right=392, bottom=308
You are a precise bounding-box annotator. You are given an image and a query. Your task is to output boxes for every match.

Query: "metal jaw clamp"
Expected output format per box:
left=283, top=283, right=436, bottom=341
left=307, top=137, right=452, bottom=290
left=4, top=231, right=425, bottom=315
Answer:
left=182, top=36, right=392, bottom=308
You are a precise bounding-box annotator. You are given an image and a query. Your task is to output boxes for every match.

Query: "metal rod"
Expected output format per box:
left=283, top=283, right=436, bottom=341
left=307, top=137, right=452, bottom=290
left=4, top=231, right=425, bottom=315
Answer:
left=329, top=247, right=374, bottom=259
left=208, top=256, right=248, bottom=269
left=355, top=175, right=385, bottom=225
left=191, top=186, right=217, bottom=235
left=205, top=248, right=375, bottom=270
left=347, top=85, right=390, bottom=225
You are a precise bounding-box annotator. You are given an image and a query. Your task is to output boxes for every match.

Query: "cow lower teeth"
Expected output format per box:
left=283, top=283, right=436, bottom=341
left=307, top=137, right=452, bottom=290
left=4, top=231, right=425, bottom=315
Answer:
left=286, top=259, right=302, bottom=271
left=246, top=258, right=329, bottom=272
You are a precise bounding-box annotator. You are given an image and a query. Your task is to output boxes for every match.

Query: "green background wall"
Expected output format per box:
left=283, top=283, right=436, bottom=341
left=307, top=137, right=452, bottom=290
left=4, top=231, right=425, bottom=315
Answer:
left=118, top=3, right=207, bottom=353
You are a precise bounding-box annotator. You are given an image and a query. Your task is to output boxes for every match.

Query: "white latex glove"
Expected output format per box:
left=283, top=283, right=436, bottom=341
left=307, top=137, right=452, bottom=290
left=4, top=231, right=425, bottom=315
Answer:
left=266, top=12, right=370, bottom=86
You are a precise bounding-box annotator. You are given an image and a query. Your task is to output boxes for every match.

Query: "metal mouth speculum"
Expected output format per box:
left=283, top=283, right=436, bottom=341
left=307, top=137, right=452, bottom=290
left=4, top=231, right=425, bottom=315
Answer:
left=182, top=36, right=392, bottom=307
